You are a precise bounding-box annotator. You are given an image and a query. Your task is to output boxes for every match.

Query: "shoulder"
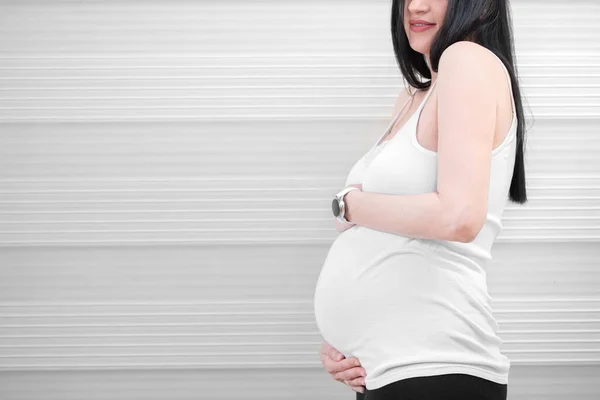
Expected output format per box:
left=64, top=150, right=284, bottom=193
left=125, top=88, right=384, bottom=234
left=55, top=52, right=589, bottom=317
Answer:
left=439, top=41, right=503, bottom=86
left=440, top=40, right=499, bottom=67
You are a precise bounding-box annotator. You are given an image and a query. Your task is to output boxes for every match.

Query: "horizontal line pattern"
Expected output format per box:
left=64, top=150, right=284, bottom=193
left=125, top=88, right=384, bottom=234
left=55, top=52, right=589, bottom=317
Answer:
left=1, top=241, right=599, bottom=371
left=0, top=3, right=599, bottom=120
left=0, top=169, right=599, bottom=245
left=0, top=0, right=598, bottom=244
left=0, top=0, right=599, bottom=391
left=0, top=368, right=598, bottom=400
left=0, top=298, right=599, bottom=370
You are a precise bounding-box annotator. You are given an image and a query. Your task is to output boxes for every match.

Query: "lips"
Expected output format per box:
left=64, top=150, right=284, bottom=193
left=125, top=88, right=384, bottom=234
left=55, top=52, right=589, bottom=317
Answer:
left=410, top=19, right=435, bottom=26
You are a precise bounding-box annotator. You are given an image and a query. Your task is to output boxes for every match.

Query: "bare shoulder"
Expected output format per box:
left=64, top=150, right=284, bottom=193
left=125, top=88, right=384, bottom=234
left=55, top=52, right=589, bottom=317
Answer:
left=438, top=41, right=504, bottom=87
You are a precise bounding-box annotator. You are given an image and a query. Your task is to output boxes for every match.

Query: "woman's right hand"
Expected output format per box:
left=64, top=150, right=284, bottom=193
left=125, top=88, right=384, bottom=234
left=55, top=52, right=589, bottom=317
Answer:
left=334, top=217, right=356, bottom=233
left=320, top=341, right=367, bottom=394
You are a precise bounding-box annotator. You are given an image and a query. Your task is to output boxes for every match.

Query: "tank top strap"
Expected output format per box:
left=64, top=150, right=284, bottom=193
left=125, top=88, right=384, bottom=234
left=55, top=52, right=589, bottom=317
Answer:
left=417, top=79, right=437, bottom=113
left=368, top=88, right=417, bottom=152
left=487, top=50, right=516, bottom=119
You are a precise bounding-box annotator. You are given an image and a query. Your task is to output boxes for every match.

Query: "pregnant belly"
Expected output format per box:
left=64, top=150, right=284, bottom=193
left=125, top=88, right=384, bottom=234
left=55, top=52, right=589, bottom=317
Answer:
left=314, top=228, right=436, bottom=354
left=313, top=228, right=499, bottom=361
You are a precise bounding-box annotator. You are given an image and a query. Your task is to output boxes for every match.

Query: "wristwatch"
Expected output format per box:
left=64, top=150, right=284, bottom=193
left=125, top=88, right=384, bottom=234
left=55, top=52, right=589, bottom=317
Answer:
left=332, top=187, right=360, bottom=223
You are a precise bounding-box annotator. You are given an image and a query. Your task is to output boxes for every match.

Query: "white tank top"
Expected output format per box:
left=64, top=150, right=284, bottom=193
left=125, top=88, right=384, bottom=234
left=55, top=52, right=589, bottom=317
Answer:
left=314, top=50, right=517, bottom=390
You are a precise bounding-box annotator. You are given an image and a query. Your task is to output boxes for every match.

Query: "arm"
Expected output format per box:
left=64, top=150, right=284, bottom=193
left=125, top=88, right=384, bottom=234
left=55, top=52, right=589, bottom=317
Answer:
left=343, top=41, right=498, bottom=243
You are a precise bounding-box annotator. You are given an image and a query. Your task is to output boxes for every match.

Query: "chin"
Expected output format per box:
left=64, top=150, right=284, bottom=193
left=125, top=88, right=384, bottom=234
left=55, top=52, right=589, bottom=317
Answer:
left=406, top=36, right=431, bottom=53
left=409, top=43, right=431, bottom=55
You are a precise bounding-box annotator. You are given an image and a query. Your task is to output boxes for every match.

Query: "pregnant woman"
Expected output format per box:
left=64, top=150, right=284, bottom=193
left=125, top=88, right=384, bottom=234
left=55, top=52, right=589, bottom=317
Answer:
left=314, top=0, right=528, bottom=399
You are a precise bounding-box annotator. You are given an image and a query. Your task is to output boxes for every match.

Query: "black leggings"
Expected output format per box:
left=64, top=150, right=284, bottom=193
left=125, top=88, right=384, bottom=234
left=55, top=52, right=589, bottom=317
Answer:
left=356, top=373, right=507, bottom=400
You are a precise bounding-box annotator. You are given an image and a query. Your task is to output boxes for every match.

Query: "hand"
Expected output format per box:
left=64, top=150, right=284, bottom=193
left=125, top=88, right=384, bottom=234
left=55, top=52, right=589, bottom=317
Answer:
left=333, top=184, right=362, bottom=233
left=334, top=217, right=356, bottom=233
left=320, top=341, right=367, bottom=394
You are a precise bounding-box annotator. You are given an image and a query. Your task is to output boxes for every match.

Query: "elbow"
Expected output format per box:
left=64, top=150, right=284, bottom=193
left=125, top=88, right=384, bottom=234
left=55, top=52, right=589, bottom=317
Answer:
left=440, top=196, right=485, bottom=243
left=448, top=216, right=484, bottom=243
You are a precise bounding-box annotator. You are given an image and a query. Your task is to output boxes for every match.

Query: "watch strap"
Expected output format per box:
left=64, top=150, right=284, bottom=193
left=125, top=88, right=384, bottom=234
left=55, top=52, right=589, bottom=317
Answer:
left=335, top=187, right=360, bottom=223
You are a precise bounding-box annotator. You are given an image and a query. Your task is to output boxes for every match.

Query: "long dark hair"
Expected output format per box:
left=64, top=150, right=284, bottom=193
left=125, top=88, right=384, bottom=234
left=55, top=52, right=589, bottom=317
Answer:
left=391, top=0, right=528, bottom=204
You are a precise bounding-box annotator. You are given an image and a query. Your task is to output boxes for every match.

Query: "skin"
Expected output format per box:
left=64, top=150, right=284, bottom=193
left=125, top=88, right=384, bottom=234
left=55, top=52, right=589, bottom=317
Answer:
left=322, top=0, right=515, bottom=394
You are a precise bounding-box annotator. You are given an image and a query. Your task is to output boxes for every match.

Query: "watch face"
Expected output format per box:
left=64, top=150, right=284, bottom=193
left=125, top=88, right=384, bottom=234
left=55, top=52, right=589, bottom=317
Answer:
left=331, top=198, right=340, bottom=217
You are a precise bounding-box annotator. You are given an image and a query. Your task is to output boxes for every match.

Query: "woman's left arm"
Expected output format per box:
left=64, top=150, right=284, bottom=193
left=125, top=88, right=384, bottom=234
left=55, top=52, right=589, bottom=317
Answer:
left=343, top=42, right=498, bottom=243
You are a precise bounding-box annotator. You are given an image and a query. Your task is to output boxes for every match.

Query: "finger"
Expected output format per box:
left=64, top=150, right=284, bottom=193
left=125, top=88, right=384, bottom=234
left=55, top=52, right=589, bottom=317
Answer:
left=328, top=357, right=361, bottom=374
left=346, top=376, right=366, bottom=387
left=333, top=366, right=365, bottom=382
left=327, top=348, right=344, bottom=362
left=320, top=352, right=344, bottom=374
left=320, top=353, right=336, bottom=374
left=345, top=381, right=366, bottom=394
left=322, top=347, right=344, bottom=368
left=351, top=386, right=366, bottom=394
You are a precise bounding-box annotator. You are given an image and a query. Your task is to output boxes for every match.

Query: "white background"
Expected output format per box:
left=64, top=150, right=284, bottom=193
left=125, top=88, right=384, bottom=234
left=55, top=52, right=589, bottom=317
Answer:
left=0, top=0, right=599, bottom=398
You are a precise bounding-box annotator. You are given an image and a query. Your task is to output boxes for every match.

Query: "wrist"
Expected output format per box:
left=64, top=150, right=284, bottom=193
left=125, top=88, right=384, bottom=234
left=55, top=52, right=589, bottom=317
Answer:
left=333, top=186, right=361, bottom=224
left=343, top=190, right=359, bottom=224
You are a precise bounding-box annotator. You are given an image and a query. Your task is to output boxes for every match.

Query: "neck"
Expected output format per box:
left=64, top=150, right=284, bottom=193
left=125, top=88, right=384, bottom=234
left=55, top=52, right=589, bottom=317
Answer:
left=424, top=54, right=437, bottom=84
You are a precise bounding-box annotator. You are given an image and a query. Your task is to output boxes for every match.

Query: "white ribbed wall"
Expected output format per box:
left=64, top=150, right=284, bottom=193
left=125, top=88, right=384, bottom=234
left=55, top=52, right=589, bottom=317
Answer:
left=0, top=0, right=599, bottom=399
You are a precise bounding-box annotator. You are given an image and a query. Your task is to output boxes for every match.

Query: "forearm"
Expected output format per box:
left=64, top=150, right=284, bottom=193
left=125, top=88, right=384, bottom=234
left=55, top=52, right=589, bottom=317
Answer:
left=343, top=190, right=465, bottom=242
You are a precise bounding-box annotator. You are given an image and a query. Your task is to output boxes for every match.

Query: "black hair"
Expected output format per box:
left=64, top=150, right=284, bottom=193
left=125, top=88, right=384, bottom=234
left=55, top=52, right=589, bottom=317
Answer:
left=391, top=0, right=528, bottom=204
